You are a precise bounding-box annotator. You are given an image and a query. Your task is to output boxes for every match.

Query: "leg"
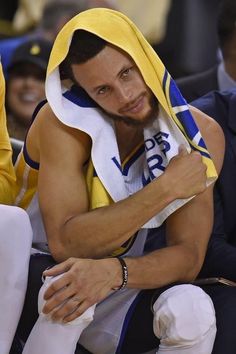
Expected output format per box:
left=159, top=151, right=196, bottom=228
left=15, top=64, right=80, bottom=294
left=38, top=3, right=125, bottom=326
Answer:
left=22, top=275, right=96, bottom=354
left=0, top=205, right=32, bottom=354
left=154, top=284, right=216, bottom=354
left=202, top=284, right=236, bottom=354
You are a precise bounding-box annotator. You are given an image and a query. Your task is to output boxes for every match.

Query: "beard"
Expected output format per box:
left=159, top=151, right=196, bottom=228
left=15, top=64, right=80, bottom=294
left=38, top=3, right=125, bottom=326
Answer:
left=100, top=94, right=159, bottom=128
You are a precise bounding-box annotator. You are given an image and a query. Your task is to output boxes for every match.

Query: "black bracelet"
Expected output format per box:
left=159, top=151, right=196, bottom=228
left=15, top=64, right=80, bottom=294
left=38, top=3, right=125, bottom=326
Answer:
left=113, top=257, right=128, bottom=291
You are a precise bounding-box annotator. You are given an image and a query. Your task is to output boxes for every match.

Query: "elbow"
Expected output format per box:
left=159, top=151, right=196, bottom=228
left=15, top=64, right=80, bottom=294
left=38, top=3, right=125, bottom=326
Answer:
left=181, top=249, right=205, bottom=282
left=48, top=242, right=69, bottom=263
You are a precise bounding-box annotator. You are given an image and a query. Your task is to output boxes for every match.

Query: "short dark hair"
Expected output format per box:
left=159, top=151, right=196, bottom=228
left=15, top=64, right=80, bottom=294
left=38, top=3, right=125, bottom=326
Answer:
left=60, top=30, right=107, bottom=81
left=217, top=0, right=236, bottom=50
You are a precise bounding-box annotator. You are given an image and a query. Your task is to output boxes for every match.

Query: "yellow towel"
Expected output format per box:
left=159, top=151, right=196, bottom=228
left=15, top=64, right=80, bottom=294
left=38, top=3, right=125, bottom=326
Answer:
left=46, top=8, right=217, bottom=181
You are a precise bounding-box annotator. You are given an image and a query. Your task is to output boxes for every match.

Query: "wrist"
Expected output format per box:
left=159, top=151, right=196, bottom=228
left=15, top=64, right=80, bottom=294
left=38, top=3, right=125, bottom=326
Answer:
left=112, top=257, right=128, bottom=291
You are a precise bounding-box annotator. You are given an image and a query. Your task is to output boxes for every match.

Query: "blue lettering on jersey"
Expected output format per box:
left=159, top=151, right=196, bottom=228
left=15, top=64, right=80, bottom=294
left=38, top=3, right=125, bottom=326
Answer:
left=145, top=131, right=170, bottom=155
left=143, top=131, right=172, bottom=185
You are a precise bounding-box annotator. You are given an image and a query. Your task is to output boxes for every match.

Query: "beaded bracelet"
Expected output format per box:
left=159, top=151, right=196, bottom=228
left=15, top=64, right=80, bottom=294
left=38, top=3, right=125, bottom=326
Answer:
left=113, top=257, right=128, bottom=291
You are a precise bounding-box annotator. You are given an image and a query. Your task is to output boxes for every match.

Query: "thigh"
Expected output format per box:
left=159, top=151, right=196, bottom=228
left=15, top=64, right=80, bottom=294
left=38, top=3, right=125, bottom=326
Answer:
left=17, top=253, right=56, bottom=341
left=201, top=284, right=236, bottom=354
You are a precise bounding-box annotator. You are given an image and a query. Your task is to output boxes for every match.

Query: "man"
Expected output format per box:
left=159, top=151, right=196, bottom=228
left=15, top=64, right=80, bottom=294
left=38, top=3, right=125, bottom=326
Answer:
left=15, top=8, right=224, bottom=354
left=0, top=61, right=32, bottom=354
left=193, top=89, right=236, bottom=277
left=191, top=89, right=236, bottom=354
left=177, top=0, right=236, bottom=102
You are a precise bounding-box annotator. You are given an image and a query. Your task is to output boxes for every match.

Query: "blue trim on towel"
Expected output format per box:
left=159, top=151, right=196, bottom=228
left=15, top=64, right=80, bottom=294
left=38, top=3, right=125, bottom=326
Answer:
left=191, top=145, right=211, bottom=158
left=162, top=69, right=168, bottom=93
left=63, top=85, right=98, bottom=108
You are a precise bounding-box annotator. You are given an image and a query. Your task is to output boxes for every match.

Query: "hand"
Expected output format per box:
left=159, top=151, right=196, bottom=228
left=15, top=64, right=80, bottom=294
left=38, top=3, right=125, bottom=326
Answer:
left=164, top=145, right=207, bottom=199
left=42, top=257, right=121, bottom=323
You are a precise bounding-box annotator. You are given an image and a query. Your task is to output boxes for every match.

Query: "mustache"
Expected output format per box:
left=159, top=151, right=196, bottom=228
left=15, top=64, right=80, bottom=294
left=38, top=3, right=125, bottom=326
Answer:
left=118, top=94, right=144, bottom=114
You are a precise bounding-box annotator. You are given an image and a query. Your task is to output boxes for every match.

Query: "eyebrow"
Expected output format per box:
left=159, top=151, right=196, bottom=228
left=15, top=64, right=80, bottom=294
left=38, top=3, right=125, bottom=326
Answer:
left=91, top=64, right=131, bottom=93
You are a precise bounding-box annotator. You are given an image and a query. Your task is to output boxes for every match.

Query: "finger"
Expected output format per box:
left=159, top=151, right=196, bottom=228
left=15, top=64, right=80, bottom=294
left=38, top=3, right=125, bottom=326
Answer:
left=43, top=273, right=72, bottom=300
left=49, top=295, right=82, bottom=322
left=43, top=258, right=74, bottom=277
left=42, top=283, right=76, bottom=314
left=63, top=299, right=93, bottom=323
left=178, top=144, right=188, bottom=156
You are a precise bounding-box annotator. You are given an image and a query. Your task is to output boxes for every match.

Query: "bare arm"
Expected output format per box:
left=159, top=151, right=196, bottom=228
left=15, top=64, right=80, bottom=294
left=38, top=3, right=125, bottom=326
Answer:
left=42, top=106, right=225, bottom=322
left=120, top=105, right=225, bottom=288
left=33, top=104, right=209, bottom=262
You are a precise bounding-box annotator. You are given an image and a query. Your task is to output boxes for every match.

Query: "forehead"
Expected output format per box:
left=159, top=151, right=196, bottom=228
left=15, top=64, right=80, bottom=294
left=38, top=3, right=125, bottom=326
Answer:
left=71, top=45, right=136, bottom=88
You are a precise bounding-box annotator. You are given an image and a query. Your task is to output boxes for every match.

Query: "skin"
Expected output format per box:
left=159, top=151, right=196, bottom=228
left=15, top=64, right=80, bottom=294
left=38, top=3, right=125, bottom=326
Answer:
left=222, top=28, right=236, bottom=81
left=26, top=44, right=225, bottom=322
left=7, top=63, right=46, bottom=127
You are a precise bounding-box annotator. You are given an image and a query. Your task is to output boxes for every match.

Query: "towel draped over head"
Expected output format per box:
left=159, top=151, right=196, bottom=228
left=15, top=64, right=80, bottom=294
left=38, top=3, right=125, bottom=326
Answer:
left=45, top=8, right=217, bottom=228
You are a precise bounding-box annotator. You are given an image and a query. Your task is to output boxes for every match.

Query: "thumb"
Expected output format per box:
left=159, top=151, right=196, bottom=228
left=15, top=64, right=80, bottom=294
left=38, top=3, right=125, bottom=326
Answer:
left=178, top=144, right=188, bottom=156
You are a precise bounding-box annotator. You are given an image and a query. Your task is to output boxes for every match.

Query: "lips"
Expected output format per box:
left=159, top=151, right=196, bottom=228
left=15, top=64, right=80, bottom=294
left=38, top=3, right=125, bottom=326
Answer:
left=120, top=94, right=145, bottom=114
left=18, top=92, right=40, bottom=104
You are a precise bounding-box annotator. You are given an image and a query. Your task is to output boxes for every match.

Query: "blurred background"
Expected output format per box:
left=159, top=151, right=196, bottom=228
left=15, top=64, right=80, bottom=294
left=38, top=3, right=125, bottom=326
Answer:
left=0, top=0, right=222, bottom=79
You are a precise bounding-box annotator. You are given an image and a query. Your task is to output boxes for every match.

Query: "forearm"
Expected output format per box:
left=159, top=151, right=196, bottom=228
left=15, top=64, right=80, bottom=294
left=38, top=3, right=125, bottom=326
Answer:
left=49, top=174, right=174, bottom=261
left=124, top=244, right=200, bottom=290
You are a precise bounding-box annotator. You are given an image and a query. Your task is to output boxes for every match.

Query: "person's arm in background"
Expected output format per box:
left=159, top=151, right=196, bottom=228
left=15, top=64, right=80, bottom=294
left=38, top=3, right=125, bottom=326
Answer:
left=192, top=90, right=236, bottom=282
left=0, top=62, right=16, bottom=204
left=198, top=185, right=236, bottom=281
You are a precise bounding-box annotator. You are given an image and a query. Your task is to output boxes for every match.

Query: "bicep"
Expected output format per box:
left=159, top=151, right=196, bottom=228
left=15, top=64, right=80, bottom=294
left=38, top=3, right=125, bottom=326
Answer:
left=37, top=108, right=91, bottom=245
left=189, top=105, right=225, bottom=175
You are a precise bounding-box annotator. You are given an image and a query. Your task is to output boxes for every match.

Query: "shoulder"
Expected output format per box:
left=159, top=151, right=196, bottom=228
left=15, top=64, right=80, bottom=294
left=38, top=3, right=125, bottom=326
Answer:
left=189, top=105, right=225, bottom=174
left=177, top=67, right=218, bottom=102
left=191, top=89, right=236, bottom=125
left=27, top=102, right=92, bottom=165
left=177, top=67, right=218, bottom=87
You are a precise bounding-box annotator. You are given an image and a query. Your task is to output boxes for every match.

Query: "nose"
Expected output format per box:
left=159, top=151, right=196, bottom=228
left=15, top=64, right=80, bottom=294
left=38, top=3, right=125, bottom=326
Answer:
left=23, top=76, right=39, bottom=87
left=115, top=83, right=133, bottom=104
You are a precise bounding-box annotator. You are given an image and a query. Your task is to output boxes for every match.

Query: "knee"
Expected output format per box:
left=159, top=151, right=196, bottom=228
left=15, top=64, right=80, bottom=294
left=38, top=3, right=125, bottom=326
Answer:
left=0, top=205, right=32, bottom=253
left=153, top=284, right=216, bottom=346
left=0, top=205, right=32, bottom=239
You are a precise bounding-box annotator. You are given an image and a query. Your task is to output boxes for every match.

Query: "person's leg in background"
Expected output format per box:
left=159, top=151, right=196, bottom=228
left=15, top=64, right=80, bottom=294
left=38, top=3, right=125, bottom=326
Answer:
left=202, top=284, right=236, bottom=354
left=0, top=205, right=32, bottom=354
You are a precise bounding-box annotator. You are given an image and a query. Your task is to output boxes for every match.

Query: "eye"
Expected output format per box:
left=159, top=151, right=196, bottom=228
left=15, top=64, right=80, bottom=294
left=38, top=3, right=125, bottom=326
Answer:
left=121, top=67, right=133, bottom=79
left=97, top=86, right=110, bottom=95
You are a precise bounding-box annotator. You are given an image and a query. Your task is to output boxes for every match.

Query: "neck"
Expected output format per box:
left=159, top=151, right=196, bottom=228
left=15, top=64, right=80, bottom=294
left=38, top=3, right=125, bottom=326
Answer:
left=115, top=121, right=143, bottom=162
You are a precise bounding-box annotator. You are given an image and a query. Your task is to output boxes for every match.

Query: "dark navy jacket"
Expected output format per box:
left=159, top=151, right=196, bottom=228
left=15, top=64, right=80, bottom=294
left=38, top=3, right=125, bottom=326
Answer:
left=177, top=67, right=218, bottom=103
left=192, top=89, right=236, bottom=280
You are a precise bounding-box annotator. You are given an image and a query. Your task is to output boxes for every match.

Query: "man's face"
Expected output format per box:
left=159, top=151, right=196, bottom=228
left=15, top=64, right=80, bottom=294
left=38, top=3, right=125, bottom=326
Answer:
left=71, top=45, right=158, bottom=127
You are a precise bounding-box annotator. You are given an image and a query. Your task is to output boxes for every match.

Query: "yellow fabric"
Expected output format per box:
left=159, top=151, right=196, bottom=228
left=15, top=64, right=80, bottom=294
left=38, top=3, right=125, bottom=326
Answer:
left=14, top=153, right=38, bottom=209
left=116, top=0, right=171, bottom=44
left=47, top=8, right=217, bottom=181
left=0, top=63, right=16, bottom=204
